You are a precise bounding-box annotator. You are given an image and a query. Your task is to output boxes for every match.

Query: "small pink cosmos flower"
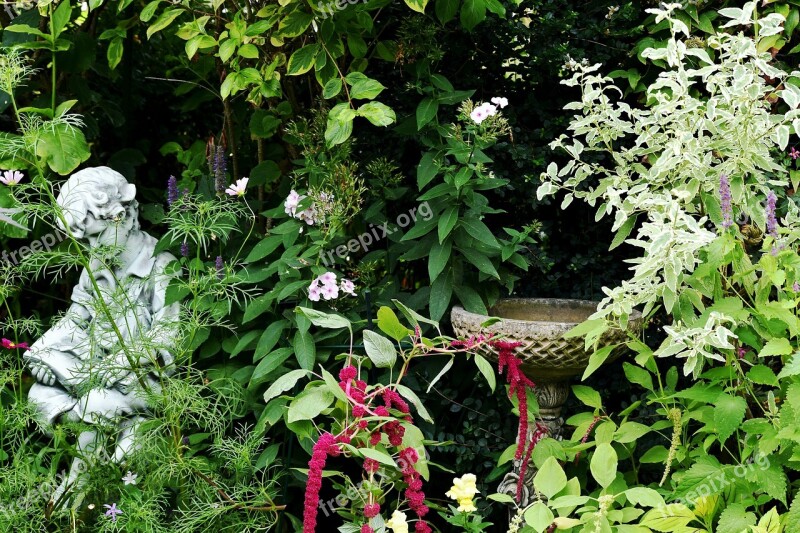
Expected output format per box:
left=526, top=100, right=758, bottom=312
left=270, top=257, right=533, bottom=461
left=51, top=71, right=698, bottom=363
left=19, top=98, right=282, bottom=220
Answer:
left=225, top=177, right=249, bottom=196
left=0, top=170, right=23, bottom=186
left=2, top=338, right=29, bottom=350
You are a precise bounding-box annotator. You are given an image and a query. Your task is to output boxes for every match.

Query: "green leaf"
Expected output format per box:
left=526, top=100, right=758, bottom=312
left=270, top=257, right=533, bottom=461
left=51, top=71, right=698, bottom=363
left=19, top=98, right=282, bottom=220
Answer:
left=581, top=344, right=616, bottom=380
left=438, top=207, right=458, bottom=242
left=524, top=501, right=554, bottom=533
left=417, top=151, right=440, bottom=189
left=140, top=0, right=162, bottom=22
left=238, top=43, right=259, bottom=59
left=287, top=386, right=334, bottom=423
left=640, top=505, right=696, bottom=531
left=321, top=367, right=350, bottom=403
left=717, top=503, right=756, bottom=533
left=229, top=330, right=261, bottom=357
left=287, top=44, right=319, bottom=75
left=251, top=348, right=292, bottom=383
left=758, top=338, right=792, bottom=357
left=610, top=214, right=637, bottom=250
left=461, top=248, right=499, bottom=278
left=404, top=0, right=429, bottom=13
left=377, top=306, right=411, bottom=341
left=146, top=8, right=184, bottom=39
left=277, top=10, right=313, bottom=38
left=747, top=364, right=778, bottom=387
left=572, top=385, right=602, bottom=409
left=322, top=78, right=342, bottom=99
left=459, top=217, right=500, bottom=248
left=533, top=457, right=567, bottom=499
left=357, top=102, right=396, bottom=127
left=52, top=0, right=73, bottom=39
left=428, top=239, right=451, bottom=281
left=363, top=329, right=398, bottom=368
left=358, top=447, right=396, bottom=467
left=296, top=307, right=351, bottom=331
left=714, top=393, right=746, bottom=442
left=624, top=487, right=664, bottom=507
left=460, top=0, right=486, bottom=30
left=474, top=354, right=496, bottom=392
left=429, top=269, right=453, bottom=321
left=263, top=369, right=310, bottom=403
left=293, top=330, right=316, bottom=370
left=454, top=284, right=487, bottom=315
left=590, top=443, right=617, bottom=488
left=350, top=78, right=386, bottom=99
left=416, top=97, right=439, bottom=130
left=395, top=384, right=433, bottom=423
left=36, top=123, right=91, bottom=175
left=435, top=0, right=460, bottom=23
left=325, top=115, right=353, bottom=147
left=391, top=299, right=439, bottom=328
left=623, top=362, right=654, bottom=391
left=107, top=37, right=124, bottom=70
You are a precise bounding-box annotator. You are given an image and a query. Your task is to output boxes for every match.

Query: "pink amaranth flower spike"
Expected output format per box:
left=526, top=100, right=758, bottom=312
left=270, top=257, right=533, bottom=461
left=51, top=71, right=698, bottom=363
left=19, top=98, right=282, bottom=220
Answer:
left=302, top=433, right=339, bottom=532
left=0, top=170, right=23, bottom=186
left=224, top=177, right=249, bottom=196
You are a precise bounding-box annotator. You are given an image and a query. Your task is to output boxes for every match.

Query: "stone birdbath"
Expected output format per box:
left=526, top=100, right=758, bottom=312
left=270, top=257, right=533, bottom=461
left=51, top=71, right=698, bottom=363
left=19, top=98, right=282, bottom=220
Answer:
left=450, top=298, right=642, bottom=506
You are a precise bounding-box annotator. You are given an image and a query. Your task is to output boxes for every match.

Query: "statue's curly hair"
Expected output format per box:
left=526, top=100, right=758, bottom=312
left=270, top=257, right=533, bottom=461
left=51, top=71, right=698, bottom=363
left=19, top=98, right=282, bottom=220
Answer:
left=56, top=167, right=139, bottom=237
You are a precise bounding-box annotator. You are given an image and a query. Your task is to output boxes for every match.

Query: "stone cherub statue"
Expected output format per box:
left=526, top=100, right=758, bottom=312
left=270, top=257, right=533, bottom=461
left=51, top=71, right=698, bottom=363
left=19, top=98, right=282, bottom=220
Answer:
left=23, top=166, right=179, bottom=506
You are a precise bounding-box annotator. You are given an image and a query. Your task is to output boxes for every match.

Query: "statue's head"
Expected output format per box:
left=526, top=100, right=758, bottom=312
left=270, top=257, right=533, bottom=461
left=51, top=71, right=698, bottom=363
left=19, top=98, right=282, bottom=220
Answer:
left=56, top=167, right=138, bottom=240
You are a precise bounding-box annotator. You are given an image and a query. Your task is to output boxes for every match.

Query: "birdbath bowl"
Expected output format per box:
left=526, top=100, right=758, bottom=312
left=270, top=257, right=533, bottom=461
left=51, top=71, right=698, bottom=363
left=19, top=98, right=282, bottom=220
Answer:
left=450, top=298, right=642, bottom=506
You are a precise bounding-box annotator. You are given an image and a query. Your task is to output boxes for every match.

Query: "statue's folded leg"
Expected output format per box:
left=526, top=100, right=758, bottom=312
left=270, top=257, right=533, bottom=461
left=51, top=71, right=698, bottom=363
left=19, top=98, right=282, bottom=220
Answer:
left=28, top=383, right=78, bottom=430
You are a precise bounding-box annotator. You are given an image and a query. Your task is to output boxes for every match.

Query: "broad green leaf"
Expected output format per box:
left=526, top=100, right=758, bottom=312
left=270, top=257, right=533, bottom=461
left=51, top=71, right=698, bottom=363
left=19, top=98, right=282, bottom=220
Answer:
left=417, top=151, right=440, bottom=189
left=416, top=97, right=439, bottom=129
left=524, top=501, right=554, bottom=533
left=287, top=386, right=334, bottom=422
left=357, top=101, right=396, bottom=126
left=624, top=487, right=664, bottom=507
left=146, top=8, right=184, bottom=39
left=295, top=307, right=351, bottom=331
left=759, top=338, right=792, bottom=357
left=581, top=344, right=617, bottom=380
left=363, top=329, right=397, bottom=368
left=287, top=44, right=319, bottom=75
left=533, top=457, right=567, bottom=499
left=438, top=206, right=458, bottom=242
left=404, top=0, right=429, bottom=13
left=263, top=369, right=310, bottom=403
left=322, top=78, right=342, bottom=99
left=108, top=37, right=124, bottom=69
left=428, top=238, right=451, bottom=281
left=429, top=269, right=453, bottom=321
left=36, top=123, right=91, bottom=175
left=251, top=348, right=292, bottom=382
left=435, top=0, right=460, bottom=23
left=377, top=306, right=411, bottom=341
left=293, top=330, right=316, bottom=370
left=325, top=115, right=353, bottom=147
left=358, top=447, right=396, bottom=467
left=572, top=384, right=602, bottom=409
left=460, top=0, right=486, bottom=30
left=350, top=78, right=386, bottom=99
left=590, top=443, right=617, bottom=488
left=391, top=299, right=439, bottom=328
left=640, top=504, right=696, bottom=531
left=714, top=393, right=746, bottom=442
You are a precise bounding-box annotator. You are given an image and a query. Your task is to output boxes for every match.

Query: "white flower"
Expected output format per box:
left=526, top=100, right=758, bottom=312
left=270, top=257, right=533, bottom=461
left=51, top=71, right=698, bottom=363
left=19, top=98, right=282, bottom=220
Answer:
left=121, top=471, right=138, bottom=485
left=340, top=279, right=356, bottom=296
left=225, top=177, right=249, bottom=196
left=284, top=190, right=302, bottom=215
left=386, top=510, right=409, bottom=533
left=0, top=170, right=23, bottom=186
left=470, top=102, right=498, bottom=124
left=490, top=97, right=508, bottom=108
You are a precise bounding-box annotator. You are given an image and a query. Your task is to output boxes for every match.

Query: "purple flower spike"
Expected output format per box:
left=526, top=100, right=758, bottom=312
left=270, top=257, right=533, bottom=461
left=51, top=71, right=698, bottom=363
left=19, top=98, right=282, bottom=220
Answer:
left=215, top=255, right=224, bottom=279
left=719, top=174, right=733, bottom=229
left=181, top=241, right=189, bottom=258
left=214, top=146, right=227, bottom=193
left=766, top=191, right=779, bottom=238
left=167, top=175, right=179, bottom=206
